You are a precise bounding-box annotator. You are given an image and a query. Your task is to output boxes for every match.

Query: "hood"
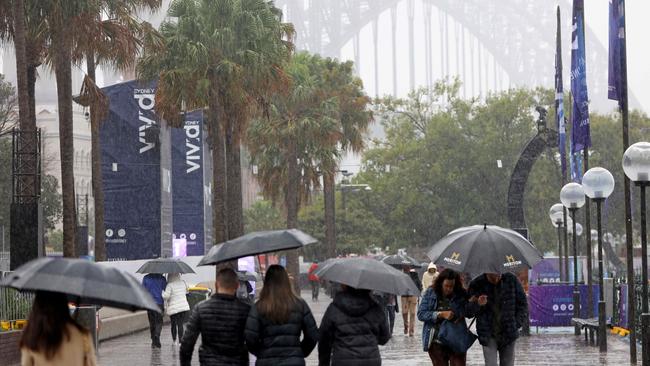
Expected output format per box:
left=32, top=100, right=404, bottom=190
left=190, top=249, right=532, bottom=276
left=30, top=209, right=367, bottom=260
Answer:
left=333, top=289, right=374, bottom=317
left=427, top=263, right=437, bottom=271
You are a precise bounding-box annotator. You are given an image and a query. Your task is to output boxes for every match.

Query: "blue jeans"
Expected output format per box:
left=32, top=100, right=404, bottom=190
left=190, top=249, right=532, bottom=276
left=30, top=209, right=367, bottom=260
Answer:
left=482, top=338, right=515, bottom=366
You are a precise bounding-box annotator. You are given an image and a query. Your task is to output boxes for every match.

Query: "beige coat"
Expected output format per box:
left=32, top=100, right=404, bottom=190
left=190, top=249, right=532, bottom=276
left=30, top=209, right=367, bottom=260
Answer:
left=421, top=270, right=438, bottom=293
left=21, top=323, right=96, bottom=366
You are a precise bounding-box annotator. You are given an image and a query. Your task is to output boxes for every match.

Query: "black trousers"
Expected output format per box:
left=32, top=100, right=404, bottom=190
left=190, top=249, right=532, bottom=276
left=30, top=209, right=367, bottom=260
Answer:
left=170, top=311, right=188, bottom=342
left=147, top=304, right=164, bottom=347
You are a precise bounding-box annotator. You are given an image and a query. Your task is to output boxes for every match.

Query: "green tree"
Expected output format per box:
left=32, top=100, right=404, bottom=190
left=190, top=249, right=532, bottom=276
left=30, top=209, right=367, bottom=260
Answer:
left=138, top=0, right=294, bottom=248
left=0, top=74, right=17, bottom=135
left=243, top=200, right=285, bottom=233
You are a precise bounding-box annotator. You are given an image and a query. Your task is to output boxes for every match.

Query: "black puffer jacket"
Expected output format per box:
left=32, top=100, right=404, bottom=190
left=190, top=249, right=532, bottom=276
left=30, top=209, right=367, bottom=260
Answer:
left=318, top=289, right=390, bottom=366
left=180, top=293, right=251, bottom=366
left=465, top=273, right=528, bottom=349
left=245, top=298, right=319, bottom=366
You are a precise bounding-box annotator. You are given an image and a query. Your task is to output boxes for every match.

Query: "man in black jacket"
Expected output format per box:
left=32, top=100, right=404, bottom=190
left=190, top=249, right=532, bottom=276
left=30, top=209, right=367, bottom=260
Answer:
left=466, top=272, right=528, bottom=366
left=180, top=268, right=251, bottom=366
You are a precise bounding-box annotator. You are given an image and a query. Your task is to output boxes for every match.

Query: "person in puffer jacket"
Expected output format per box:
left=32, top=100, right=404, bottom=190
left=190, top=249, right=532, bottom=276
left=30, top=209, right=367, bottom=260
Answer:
left=163, top=273, right=191, bottom=345
left=245, top=265, right=319, bottom=366
left=318, top=285, right=390, bottom=366
left=180, top=268, right=251, bottom=366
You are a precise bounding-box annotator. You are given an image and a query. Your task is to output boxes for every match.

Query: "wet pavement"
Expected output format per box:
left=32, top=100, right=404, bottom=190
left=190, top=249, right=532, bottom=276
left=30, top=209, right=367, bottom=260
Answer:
left=96, top=290, right=639, bottom=365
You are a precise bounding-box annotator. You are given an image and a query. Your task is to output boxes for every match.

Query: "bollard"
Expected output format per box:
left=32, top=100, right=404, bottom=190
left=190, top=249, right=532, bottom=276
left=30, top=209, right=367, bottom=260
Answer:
left=574, top=290, right=581, bottom=336
left=599, top=300, right=607, bottom=352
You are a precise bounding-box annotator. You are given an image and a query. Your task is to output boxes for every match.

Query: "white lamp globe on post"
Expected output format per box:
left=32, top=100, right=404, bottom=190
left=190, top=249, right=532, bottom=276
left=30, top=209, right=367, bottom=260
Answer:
left=549, top=203, right=566, bottom=281
left=582, top=166, right=615, bottom=352
left=623, top=142, right=650, bottom=363
left=560, top=182, right=584, bottom=336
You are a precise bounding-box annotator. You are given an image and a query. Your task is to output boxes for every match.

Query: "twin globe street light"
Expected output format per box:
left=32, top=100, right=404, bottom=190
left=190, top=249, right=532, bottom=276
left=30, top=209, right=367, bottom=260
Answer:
left=560, top=182, right=586, bottom=336
left=549, top=203, right=566, bottom=282
left=622, top=141, right=650, bottom=365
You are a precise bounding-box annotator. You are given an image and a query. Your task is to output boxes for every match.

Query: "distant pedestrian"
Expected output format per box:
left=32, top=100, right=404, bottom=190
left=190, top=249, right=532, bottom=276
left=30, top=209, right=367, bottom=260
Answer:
left=418, top=269, right=469, bottom=366
left=421, top=263, right=439, bottom=294
left=402, top=266, right=422, bottom=336
left=20, top=291, right=97, bottom=366
left=236, top=278, right=254, bottom=304
left=466, top=273, right=527, bottom=366
left=308, top=261, right=320, bottom=301
left=245, top=265, right=319, bottom=365
left=163, top=273, right=191, bottom=346
left=180, top=268, right=251, bottom=365
left=142, top=273, right=166, bottom=348
left=319, top=285, right=390, bottom=366
left=373, top=291, right=398, bottom=336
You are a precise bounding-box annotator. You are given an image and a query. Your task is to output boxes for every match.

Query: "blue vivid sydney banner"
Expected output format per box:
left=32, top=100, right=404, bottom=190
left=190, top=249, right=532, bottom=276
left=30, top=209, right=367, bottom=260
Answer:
left=171, top=110, right=205, bottom=256
left=100, top=80, right=161, bottom=260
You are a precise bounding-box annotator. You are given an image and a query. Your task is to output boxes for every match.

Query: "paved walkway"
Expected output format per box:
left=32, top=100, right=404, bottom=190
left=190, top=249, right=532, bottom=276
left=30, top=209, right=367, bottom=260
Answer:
left=97, top=290, right=639, bottom=365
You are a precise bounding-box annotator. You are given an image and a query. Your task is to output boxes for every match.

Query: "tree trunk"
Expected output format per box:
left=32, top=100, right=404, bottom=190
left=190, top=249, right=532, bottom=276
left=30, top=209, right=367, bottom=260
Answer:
left=208, top=83, right=227, bottom=245
left=86, top=54, right=106, bottom=261
left=323, top=171, right=336, bottom=258
left=12, top=0, right=30, bottom=132
left=27, top=64, right=37, bottom=128
left=53, top=32, right=76, bottom=258
left=225, top=120, right=243, bottom=239
left=285, top=139, right=300, bottom=289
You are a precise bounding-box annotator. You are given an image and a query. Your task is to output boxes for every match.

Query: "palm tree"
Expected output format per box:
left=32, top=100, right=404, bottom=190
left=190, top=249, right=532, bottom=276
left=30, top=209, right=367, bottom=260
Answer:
left=138, top=0, right=293, bottom=245
left=248, top=52, right=340, bottom=278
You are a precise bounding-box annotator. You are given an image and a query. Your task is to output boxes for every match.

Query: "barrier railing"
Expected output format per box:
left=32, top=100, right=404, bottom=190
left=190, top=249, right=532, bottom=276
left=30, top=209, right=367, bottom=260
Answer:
left=0, top=272, right=33, bottom=331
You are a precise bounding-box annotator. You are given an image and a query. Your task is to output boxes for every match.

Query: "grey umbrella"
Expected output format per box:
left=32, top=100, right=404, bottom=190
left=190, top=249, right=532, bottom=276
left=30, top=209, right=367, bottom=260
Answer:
left=381, top=254, right=422, bottom=269
left=199, top=229, right=317, bottom=266
left=314, top=257, right=420, bottom=296
left=136, top=258, right=195, bottom=274
left=0, top=257, right=160, bottom=313
left=237, top=271, right=262, bottom=282
left=427, top=224, right=543, bottom=276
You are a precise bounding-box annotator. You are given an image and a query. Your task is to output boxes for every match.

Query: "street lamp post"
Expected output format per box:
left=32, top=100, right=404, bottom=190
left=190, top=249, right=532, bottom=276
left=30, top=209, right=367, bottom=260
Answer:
left=582, top=167, right=615, bottom=353
left=561, top=182, right=585, bottom=336
left=550, top=203, right=566, bottom=282
left=623, top=142, right=650, bottom=365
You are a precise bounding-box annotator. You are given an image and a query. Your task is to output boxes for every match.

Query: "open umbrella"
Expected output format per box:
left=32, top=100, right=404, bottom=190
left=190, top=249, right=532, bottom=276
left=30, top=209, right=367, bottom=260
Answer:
left=427, top=224, right=543, bottom=275
left=0, top=257, right=160, bottom=313
left=315, top=257, right=420, bottom=296
left=198, top=229, right=317, bottom=266
left=381, top=254, right=422, bottom=269
left=237, top=271, right=262, bottom=282
left=136, top=258, right=195, bottom=274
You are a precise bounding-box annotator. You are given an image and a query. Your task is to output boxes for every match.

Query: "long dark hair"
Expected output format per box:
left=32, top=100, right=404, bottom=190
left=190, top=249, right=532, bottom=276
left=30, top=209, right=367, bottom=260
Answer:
left=20, top=291, right=86, bottom=360
left=432, top=269, right=467, bottom=298
left=257, top=265, right=299, bottom=323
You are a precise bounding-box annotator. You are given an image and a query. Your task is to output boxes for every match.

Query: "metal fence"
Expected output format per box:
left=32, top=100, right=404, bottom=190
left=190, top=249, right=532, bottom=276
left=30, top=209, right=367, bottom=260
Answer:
left=0, top=272, right=33, bottom=326
left=0, top=251, right=8, bottom=272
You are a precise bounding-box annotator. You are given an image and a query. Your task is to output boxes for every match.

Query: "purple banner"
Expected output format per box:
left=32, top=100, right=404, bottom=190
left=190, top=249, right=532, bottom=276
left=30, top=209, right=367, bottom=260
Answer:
left=529, top=285, right=599, bottom=327
left=570, top=0, right=591, bottom=153
left=618, top=284, right=628, bottom=329
left=529, top=258, right=561, bottom=284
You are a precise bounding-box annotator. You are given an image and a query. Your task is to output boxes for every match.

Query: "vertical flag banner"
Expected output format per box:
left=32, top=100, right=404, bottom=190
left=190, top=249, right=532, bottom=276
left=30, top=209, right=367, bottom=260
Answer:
left=171, top=110, right=206, bottom=256
left=570, top=0, right=591, bottom=154
left=555, top=6, right=567, bottom=180
left=608, top=0, right=625, bottom=102
left=100, top=81, right=161, bottom=260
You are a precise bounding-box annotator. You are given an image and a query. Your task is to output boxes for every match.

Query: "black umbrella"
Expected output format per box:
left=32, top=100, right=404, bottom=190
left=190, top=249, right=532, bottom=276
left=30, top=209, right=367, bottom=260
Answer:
left=381, top=254, right=422, bottom=269
left=0, top=257, right=160, bottom=313
left=427, top=224, right=543, bottom=275
left=314, top=257, right=420, bottom=296
left=136, top=258, right=195, bottom=274
left=198, top=229, right=317, bottom=266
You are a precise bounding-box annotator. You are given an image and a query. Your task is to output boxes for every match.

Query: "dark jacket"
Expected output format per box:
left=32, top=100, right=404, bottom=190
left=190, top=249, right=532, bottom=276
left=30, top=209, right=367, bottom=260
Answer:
left=245, top=298, right=319, bottom=366
left=465, top=273, right=528, bottom=349
left=180, top=293, right=251, bottom=366
left=417, top=287, right=469, bottom=352
left=318, top=289, right=390, bottom=366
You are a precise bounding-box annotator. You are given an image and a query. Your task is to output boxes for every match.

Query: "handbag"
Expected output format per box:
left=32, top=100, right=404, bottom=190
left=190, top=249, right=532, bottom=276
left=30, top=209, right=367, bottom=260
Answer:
left=437, top=317, right=477, bottom=354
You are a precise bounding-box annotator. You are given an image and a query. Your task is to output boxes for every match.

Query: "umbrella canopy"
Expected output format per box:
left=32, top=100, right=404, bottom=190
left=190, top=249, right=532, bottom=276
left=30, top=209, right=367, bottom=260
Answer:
left=199, top=229, right=317, bottom=266
left=314, top=258, right=420, bottom=296
left=237, top=271, right=262, bottom=282
left=427, top=224, right=543, bottom=275
left=0, top=257, right=160, bottom=312
left=381, top=254, right=422, bottom=269
left=136, top=258, right=195, bottom=274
